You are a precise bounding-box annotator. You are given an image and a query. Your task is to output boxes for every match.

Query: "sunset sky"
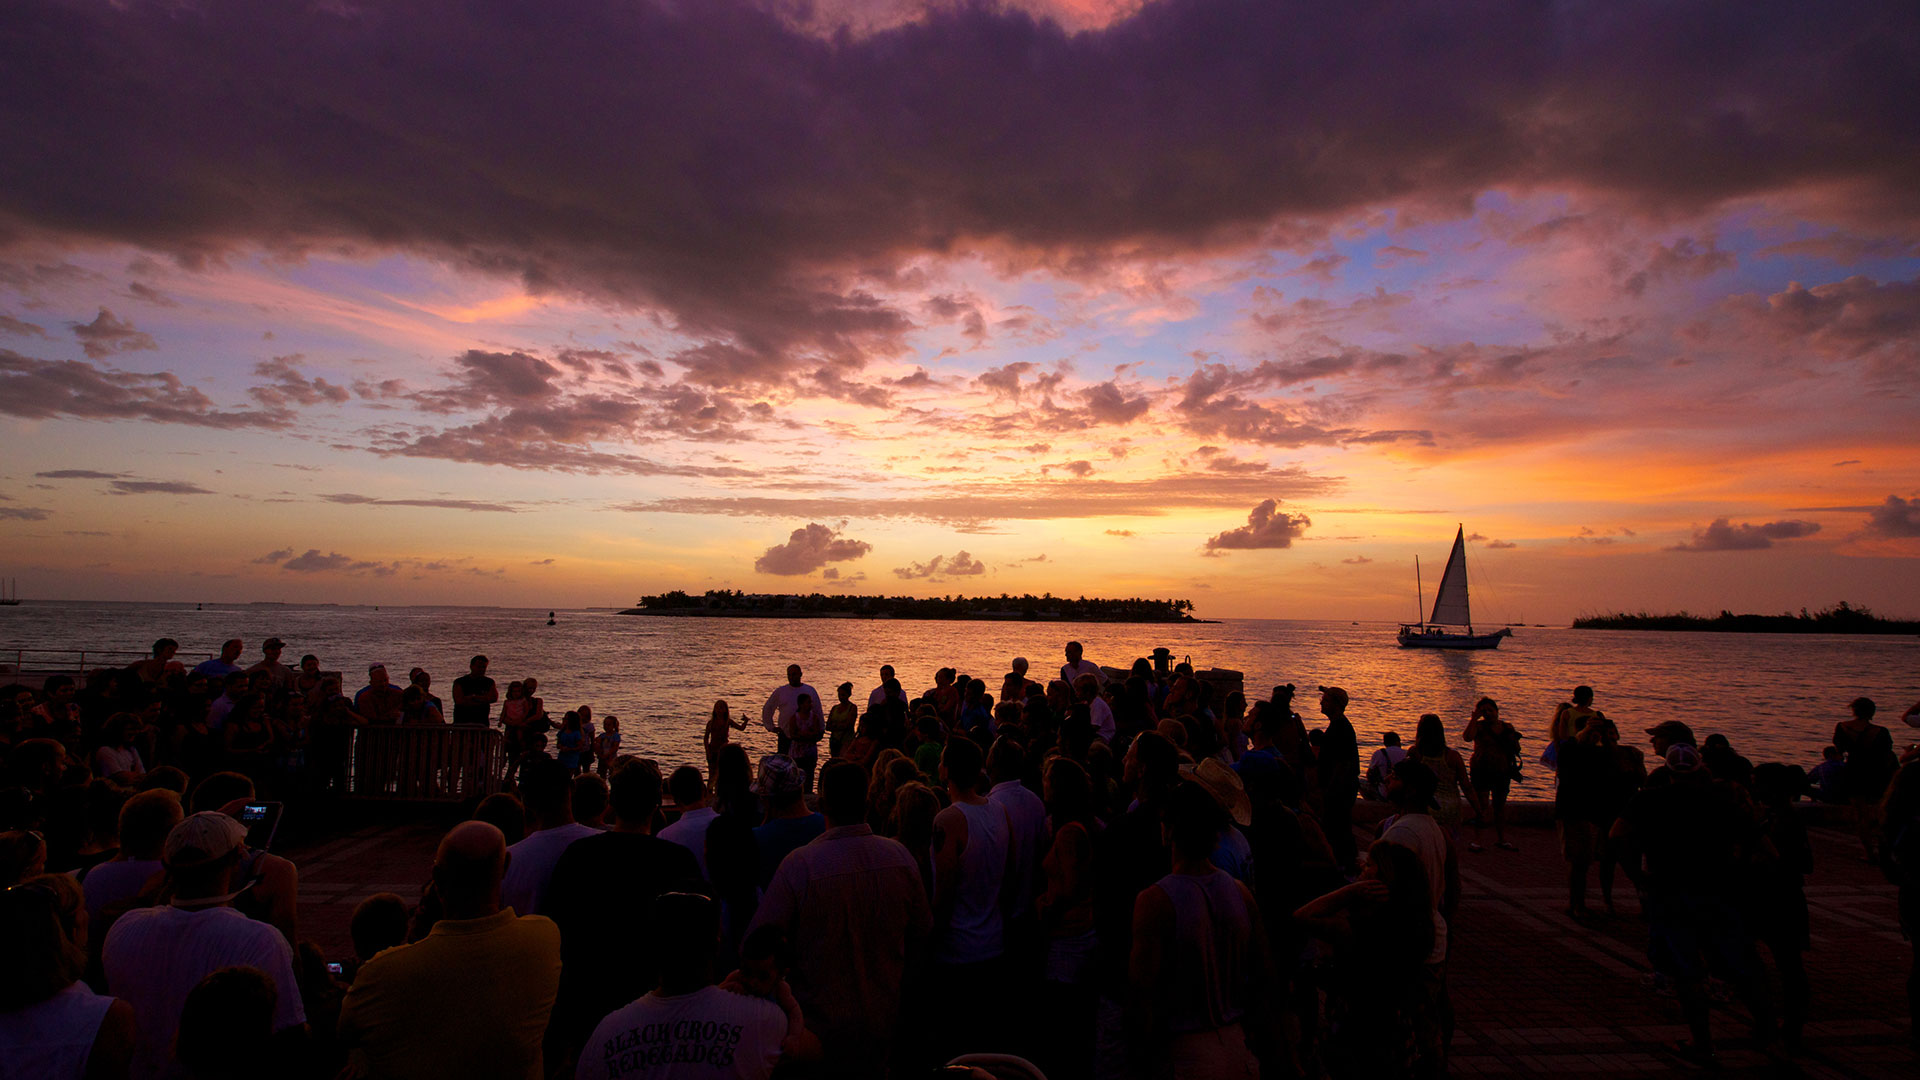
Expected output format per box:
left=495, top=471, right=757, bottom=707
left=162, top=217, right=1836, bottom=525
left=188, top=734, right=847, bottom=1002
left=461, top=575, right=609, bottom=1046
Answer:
left=2, top=0, right=1917, bottom=621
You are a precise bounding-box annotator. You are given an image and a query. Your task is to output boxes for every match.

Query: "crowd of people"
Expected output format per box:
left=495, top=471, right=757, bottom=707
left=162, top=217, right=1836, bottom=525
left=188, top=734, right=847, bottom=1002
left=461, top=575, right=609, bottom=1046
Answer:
left=3, top=633, right=1920, bottom=1079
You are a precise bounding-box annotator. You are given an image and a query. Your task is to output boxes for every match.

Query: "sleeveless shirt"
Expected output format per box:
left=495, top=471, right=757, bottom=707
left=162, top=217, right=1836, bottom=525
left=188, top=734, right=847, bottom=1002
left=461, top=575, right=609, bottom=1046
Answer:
left=0, top=981, right=115, bottom=1080
left=934, top=799, right=1011, bottom=964
left=1154, top=869, right=1252, bottom=1033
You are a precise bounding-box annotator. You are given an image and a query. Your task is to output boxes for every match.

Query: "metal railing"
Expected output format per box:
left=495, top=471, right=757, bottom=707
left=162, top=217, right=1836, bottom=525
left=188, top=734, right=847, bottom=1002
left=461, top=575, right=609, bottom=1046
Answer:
left=343, top=725, right=503, bottom=803
left=0, top=648, right=154, bottom=678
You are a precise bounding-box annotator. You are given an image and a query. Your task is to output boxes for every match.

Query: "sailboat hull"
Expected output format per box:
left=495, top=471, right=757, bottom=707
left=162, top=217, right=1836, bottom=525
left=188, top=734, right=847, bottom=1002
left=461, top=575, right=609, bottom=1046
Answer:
left=1397, top=625, right=1511, bottom=649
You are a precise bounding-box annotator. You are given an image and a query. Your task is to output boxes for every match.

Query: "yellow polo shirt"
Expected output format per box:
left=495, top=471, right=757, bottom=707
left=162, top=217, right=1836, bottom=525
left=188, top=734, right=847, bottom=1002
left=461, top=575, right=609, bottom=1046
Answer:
left=338, top=907, right=561, bottom=1080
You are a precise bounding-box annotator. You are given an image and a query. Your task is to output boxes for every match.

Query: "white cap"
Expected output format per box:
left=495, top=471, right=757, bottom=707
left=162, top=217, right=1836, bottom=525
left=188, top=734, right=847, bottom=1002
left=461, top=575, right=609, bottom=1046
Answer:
left=164, top=811, right=247, bottom=867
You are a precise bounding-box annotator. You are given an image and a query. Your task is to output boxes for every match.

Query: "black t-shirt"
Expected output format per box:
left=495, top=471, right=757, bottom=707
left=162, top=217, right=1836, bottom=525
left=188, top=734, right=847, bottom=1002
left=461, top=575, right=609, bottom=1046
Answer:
left=450, top=673, right=496, bottom=725
left=1319, top=715, right=1359, bottom=794
left=543, top=832, right=702, bottom=1052
left=1092, top=800, right=1170, bottom=982
left=1620, top=774, right=1754, bottom=893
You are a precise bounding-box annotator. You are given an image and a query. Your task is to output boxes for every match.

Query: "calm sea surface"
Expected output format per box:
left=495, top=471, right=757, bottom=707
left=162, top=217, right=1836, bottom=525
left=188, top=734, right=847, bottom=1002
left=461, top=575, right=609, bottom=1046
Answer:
left=4, top=602, right=1916, bottom=797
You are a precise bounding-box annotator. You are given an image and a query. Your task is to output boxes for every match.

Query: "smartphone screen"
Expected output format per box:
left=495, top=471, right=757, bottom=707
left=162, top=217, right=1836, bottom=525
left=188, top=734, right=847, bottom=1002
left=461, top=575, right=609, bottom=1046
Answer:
left=239, top=801, right=283, bottom=852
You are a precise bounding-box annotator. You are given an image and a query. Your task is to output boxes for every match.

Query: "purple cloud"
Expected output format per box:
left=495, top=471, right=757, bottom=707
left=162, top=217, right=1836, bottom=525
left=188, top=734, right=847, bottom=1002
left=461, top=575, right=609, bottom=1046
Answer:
left=1864, top=494, right=1920, bottom=539
left=109, top=480, right=214, bottom=496
left=70, top=308, right=156, bottom=359
left=34, top=469, right=124, bottom=479
left=278, top=549, right=382, bottom=573
left=1204, top=499, right=1312, bottom=553
left=0, top=349, right=292, bottom=429
left=320, top=493, right=519, bottom=513
left=0, top=505, right=52, bottom=521
left=249, top=356, right=350, bottom=409
left=893, top=550, right=988, bottom=580
left=753, top=522, right=873, bottom=576
left=1668, top=517, right=1821, bottom=551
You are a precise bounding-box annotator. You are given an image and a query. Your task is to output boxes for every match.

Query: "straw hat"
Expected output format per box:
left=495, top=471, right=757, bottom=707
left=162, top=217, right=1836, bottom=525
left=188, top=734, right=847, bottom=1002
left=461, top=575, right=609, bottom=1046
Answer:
left=1179, top=757, right=1252, bottom=827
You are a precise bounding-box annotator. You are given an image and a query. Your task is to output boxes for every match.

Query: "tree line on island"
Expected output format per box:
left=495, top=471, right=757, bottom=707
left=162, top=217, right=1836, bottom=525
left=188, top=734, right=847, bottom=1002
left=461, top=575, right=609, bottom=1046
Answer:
left=1573, top=600, right=1920, bottom=634
left=624, top=589, right=1203, bottom=622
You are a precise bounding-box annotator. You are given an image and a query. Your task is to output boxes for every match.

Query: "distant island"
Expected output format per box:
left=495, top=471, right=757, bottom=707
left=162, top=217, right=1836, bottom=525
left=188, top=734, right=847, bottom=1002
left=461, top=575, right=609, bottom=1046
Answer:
left=621, top=589, right=1207, bottom=623
left=1573, top=601, right=1920, bottom=634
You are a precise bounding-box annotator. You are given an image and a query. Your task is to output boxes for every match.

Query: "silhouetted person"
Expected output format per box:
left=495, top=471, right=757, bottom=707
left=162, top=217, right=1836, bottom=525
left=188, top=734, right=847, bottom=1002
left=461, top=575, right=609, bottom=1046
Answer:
left=1611, top=745, right=1776, bottom=1063
left=1836, top=697, right=1897, bottom=860
left=1317, top=686, right=1359, bottom=871
left=1879, top=754, right=1920, bottom=1049
left=0, top=873, right=137, bottom=1080
left=1127, top=780, right=1271, bottom=1077
left=340, top=820, right=560, bottom=1079
left=544, top=759, right=699, bottom=1061
left=577, top=892, right=817, bottom=1080
left=750, top=759, right=930, bottom=1077
left=175, top=966, right=276, bottom=1080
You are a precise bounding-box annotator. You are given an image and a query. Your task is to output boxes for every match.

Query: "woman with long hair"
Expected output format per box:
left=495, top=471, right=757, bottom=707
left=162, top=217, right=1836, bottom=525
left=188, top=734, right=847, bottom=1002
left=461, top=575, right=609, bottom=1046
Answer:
left=0, top=874, right=136, bottom=1079
left=1462, top=698, right=1521, bottom=853
left=865, top=749, right=907, bottom=832
left=1410, top=714, right=1482, bottom=845
left=889, top=781, right=942, bottom=903
left=712, top=742, right=759, bottom=825
left=704, top=699, right=749, bottom=787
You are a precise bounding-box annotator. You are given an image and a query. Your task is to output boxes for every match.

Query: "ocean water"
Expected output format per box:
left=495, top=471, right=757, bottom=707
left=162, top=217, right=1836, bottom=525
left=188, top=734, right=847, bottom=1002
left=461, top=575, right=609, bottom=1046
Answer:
left=4, top=602, right=1916, bottom=797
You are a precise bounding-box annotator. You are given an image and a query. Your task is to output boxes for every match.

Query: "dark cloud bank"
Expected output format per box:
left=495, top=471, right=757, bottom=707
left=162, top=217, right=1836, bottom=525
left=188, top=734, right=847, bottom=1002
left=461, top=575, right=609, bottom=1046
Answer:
left=1, top=0, right=1914, bottom=385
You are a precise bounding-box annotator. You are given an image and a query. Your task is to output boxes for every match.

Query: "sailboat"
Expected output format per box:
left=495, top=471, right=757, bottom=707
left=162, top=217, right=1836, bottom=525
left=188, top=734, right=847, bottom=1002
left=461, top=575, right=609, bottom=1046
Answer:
left=1397, top=526, right=1511, bottom=649
left=0, top=578, right=20, bottom=606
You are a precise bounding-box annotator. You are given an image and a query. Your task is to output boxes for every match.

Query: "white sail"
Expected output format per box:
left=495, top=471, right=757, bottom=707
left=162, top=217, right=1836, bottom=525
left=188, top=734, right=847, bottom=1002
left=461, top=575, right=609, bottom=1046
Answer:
left=1427, top=526, right=1471, bottom=627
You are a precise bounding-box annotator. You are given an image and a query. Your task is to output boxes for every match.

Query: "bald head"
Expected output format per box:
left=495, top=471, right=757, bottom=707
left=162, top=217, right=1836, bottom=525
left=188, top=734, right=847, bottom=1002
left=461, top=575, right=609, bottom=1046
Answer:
left=433, top=821, right=507, bottom=918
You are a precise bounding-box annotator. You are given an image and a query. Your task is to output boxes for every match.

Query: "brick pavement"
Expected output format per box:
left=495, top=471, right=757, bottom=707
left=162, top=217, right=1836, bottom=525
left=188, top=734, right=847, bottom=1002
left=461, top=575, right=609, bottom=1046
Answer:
left=285, top=811, right=1915, bottom=1078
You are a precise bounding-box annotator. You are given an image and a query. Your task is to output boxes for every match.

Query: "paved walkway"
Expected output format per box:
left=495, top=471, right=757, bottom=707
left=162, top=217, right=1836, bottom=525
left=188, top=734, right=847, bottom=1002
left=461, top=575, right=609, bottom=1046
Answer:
left=285, top=814, right=1914, bottom=1078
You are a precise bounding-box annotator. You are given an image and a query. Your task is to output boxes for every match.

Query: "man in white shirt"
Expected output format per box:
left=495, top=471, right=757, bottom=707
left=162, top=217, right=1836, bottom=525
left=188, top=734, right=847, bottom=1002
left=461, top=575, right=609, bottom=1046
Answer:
left=985, top=739, right=1050, bottom=918
left=762, top=665, right=819, bottom=757
left=501, top=758, right=600, bottom=916
left=103, top=812, right=306, bottom=1079
left=1074, top=674, right=1116, bottom=742
left=1378, top=759, right=1456, bottom=966
left=204, top=672, right=247, bottom=733
left=1060, top=640, right=1102, bottom=687
left=866, top=664, right=896, bottom=709
left=93, top=714, right=149, bottom=785
left=657, top=765, right=720, bottom=878
left=1367, top=731, right=1409, bottom=799
left=576, top=892, right=816, bottom=1080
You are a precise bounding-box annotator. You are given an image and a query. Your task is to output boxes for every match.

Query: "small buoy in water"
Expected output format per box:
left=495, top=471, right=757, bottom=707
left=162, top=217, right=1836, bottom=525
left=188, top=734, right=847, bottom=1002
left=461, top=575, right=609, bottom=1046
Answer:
left=547, top=611, right=557, bottom=626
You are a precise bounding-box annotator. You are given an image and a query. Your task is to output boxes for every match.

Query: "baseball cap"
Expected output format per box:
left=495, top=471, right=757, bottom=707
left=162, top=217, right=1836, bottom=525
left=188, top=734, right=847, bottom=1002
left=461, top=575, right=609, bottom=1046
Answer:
left=164, top=811, right=248, bottom=868
left=1665, top=744, right=1703, bottom=773
left=754, top=754, right=805, bottom=798
left=263, top=637, right=285, bottom=649
left=1317, top=685, right=1349, bottom=706
left=1645, top=720, right=1696, bottom=746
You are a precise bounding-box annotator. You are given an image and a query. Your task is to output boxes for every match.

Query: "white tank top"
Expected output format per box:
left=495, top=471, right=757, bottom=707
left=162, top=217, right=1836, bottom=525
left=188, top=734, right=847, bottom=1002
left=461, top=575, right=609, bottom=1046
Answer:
left=935, top=798, right=1011, bottom=963
left=0, top=981, right=115, bottom=1079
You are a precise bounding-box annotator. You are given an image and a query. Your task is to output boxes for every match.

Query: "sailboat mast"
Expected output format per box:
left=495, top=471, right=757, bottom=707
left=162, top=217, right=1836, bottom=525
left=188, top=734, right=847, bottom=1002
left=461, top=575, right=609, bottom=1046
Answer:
left=1414, top=556, right=1423, bottom=627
